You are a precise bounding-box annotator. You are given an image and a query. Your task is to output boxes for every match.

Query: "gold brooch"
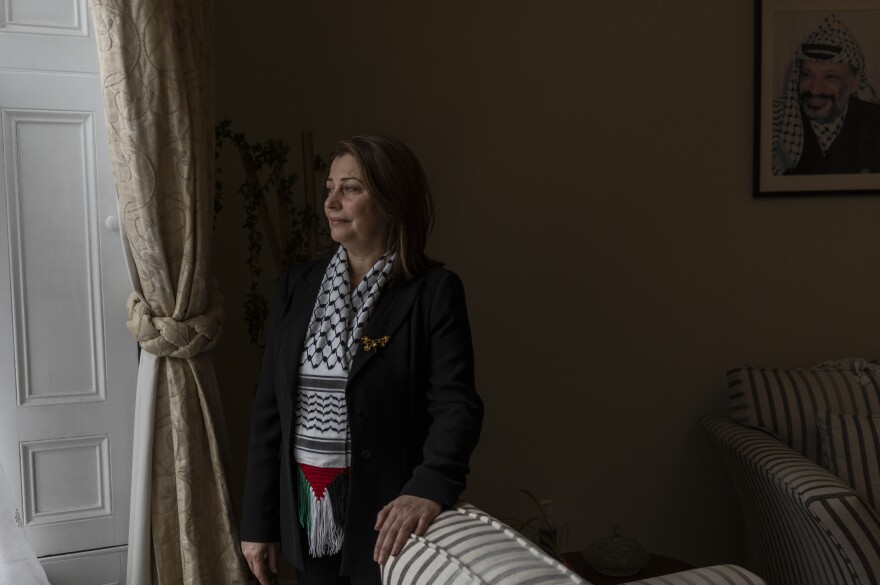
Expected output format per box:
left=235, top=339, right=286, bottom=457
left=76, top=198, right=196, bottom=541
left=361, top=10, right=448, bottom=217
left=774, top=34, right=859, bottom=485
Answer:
left=361, top=335, right=390, bottom=352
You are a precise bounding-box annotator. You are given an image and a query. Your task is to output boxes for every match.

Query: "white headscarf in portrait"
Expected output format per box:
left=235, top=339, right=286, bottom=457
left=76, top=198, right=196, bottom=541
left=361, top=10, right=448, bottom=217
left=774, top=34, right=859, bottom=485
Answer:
left=772, top=14, right=876, bottom=174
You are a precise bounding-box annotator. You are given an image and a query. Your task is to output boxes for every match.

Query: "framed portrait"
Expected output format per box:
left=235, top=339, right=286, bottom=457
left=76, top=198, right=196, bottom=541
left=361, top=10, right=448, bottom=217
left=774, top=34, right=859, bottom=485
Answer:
left=756, top=0, right=880, bottom=195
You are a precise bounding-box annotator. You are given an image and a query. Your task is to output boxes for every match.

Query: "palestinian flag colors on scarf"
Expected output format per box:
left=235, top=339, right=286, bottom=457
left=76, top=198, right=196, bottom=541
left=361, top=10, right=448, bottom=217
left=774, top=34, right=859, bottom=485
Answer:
left=297, top=463, right=349, bottom=556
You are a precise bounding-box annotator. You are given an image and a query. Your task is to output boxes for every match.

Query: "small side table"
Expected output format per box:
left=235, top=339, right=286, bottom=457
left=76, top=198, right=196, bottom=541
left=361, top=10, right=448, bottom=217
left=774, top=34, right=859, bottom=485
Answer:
left=562, top=551, right=694, bottom=584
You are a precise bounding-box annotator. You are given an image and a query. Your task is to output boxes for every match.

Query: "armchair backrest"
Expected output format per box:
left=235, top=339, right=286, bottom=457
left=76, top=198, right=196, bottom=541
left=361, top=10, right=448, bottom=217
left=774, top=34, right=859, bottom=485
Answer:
left=727, top=359, right=880, bottom=464
left=382, top=503, right=584, bottom=585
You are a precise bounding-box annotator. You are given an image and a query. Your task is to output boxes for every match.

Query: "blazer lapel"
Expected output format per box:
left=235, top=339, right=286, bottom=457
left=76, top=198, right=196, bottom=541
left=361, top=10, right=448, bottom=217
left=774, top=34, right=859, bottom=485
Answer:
left=347, top=275, right=423, bottom=383
left=278, top=260, right=328, bottom=389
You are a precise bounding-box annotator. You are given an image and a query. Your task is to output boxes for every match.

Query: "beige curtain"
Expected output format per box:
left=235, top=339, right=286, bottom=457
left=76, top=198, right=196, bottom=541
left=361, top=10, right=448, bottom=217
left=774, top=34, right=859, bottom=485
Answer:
left=88, top=1, right=247, bottom=583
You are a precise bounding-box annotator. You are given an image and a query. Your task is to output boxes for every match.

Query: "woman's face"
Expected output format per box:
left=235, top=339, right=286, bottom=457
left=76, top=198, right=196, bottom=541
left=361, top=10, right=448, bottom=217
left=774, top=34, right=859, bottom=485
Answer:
left=324, top=154, right=389, bottom=255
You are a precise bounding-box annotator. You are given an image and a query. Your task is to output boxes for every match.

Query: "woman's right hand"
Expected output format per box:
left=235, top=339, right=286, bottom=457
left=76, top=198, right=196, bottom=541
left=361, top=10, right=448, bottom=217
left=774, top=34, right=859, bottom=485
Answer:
left=241, top=541, right=280, bottom=585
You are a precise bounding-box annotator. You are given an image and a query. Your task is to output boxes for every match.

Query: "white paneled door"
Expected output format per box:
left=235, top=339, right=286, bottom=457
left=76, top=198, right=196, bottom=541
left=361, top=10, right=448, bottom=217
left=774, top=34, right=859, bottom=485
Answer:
left=0, top=2, right=137, bottom=584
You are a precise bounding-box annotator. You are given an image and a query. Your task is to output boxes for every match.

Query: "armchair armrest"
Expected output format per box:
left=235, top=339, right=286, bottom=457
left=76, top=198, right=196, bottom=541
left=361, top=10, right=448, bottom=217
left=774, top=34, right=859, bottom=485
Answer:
left=701, top=416, right=880, bottom=585
left=624, top=565, right=765, bottom=585
left=383, top=503, right=586, bottom=585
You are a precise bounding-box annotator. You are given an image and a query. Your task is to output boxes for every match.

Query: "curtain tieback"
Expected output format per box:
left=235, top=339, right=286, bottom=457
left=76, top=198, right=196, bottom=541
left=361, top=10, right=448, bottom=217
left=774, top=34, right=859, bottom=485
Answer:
left=125, top=287, right=224, bottom=358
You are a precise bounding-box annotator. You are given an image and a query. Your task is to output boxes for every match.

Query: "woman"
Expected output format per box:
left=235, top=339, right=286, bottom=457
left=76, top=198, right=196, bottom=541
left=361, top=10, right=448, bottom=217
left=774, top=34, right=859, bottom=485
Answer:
left=239, top=135, right=483, bottom=585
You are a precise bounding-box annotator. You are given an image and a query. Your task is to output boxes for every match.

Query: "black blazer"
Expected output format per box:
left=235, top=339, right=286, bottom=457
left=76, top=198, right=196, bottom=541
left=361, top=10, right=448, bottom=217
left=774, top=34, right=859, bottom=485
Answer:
left=240, top=256, right=484, bottom=576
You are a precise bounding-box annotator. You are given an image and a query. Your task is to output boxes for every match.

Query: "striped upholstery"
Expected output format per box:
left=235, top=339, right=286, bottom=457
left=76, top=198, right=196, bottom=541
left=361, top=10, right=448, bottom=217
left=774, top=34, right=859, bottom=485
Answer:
left=625, top=565, right=765, bottom=585
left=382, top=504, right=585, bottom=585
left=818, top=413, right=880, bottom=510
left=701, top=416, right=880, bottom=585
left=382, top=503, right=765, bottom=585
left=727, top=361, right=880, bottom=465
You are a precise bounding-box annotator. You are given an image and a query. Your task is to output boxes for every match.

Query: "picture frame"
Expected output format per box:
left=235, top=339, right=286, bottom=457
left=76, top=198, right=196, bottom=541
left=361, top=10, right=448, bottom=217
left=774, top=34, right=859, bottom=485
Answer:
left=755, top=0, right=880, bottom=195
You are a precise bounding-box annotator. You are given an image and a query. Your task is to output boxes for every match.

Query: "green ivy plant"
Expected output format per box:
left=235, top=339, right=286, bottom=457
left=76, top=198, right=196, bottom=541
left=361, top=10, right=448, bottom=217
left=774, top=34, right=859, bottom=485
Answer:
left=214, top=120, right=329, bottom=352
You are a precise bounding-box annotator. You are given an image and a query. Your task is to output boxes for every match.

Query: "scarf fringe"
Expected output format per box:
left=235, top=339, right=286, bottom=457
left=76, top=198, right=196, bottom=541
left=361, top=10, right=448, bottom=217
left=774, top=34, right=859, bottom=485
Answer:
left=297, top=466, right=348, bottom=557
left=329, top=471, right=349, bottom=527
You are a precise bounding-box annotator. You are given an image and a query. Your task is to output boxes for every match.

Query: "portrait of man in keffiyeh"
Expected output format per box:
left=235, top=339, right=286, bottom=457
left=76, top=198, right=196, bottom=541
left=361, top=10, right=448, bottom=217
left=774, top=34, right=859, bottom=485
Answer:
left=772, top=14, right=880, bottom=176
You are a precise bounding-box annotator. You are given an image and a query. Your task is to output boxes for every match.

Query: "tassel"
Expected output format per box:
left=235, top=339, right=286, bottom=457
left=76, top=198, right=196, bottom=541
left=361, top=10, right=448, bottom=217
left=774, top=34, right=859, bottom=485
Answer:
left=327, top=471, right=349, bottom=531
left=308, top=496, right=343, bottom=556
left=297, top=466, right=312, bottom=532
left=296, top=464, right=349, bottom=557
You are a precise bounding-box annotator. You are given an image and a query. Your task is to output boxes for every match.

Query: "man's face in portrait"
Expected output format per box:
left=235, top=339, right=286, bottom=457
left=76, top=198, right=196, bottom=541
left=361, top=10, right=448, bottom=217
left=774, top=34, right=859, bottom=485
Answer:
left=798, top=59, right=860, bottom=123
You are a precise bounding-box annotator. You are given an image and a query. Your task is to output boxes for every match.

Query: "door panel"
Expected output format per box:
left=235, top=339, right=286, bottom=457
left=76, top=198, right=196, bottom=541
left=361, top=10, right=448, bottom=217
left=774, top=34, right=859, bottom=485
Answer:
left=41, top=546, right=127, bottom=585
left=6, top=109, right=104, bottom=405
left=0, top=6, right=136, bottom=580
left=5, top=0, right=83, bottom=31
left=0, top=0, right=95, bottom=71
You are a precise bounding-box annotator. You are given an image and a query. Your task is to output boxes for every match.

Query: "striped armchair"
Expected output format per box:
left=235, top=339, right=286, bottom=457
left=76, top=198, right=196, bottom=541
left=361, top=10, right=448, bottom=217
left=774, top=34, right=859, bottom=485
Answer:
left=383, top=504, right=764, bottom=585
left=701, top=361, right=880, bottom=585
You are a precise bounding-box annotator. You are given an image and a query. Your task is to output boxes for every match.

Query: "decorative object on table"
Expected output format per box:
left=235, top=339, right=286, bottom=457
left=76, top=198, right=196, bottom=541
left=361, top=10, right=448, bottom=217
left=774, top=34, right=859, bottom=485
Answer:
left=583, top=526, right=650, bottom=577
left=504, top=490, right=569, bottom=561
left=754, top=0, right=880, bottom=196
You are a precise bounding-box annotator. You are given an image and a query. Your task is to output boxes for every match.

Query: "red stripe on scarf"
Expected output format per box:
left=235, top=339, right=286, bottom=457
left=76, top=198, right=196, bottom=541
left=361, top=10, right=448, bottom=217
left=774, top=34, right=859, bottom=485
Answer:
left=299, top=463, right=348, bottom=501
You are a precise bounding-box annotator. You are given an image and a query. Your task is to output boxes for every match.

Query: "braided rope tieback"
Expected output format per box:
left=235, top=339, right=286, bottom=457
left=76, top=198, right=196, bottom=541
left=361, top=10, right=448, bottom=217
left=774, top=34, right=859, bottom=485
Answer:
left=125, top=286, right=224, bottom=358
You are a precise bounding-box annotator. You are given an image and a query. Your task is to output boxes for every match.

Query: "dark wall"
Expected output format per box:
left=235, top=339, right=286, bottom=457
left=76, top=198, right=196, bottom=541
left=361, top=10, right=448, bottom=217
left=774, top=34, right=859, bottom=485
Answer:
left=213, top=0, right=880, bottom=567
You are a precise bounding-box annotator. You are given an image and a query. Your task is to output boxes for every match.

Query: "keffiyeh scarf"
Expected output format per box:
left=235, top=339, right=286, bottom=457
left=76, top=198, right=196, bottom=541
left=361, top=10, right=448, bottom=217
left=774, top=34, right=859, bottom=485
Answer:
left=773, top=14, right=874, bottom=174
left=294, top=246, right=396, bottom=557
left=810, top=110, right=848, bottom=155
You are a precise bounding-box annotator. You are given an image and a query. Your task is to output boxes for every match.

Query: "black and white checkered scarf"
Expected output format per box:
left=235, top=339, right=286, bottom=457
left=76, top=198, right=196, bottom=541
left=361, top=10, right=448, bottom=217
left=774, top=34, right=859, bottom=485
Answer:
left=301, top=245, right=395, bottom=371
left=293, top=245, right=396, bottom=556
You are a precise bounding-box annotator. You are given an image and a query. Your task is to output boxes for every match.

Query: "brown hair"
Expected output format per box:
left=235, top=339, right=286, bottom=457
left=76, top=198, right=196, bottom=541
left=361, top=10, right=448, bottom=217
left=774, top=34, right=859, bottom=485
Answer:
left=329, top=135, right=441, bottom=280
